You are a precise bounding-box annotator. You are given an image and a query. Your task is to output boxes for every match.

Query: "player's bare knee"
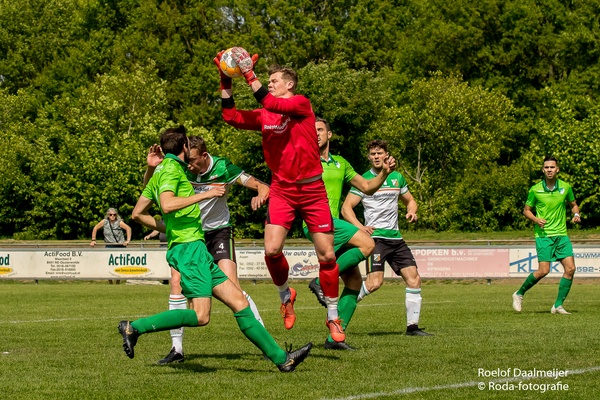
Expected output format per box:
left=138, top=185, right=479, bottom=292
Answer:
left=361, top=241, right=375, bottom=257
left=230, top=289, right=250, bottom=310
left=353, top=232, right=374, bottom=256
left=196, top=313, right=210, bottom=326
left=264, top=248, right=281, bottom=258
left=535, top=269, right=549, bottom=279
left=404, top=273, right=421, bottom=289
left=564, top=266, right=575, bottom=278
left=317, top=252, right=336, bottom=263
left=562, top=261, right=576, bottom=277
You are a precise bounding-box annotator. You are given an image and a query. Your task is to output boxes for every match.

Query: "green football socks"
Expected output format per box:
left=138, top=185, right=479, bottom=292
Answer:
left=235, top=307, right=287, bottom=365
left=326, top=287, right=359, bottom=343
left=130, top=307, right=287, bottom=365
left=554, top=277, right=573, bottom=307
left=517, top=273, right=540, bottom=296
left=337, top=247, right=367, bottom=275
left=131, top=309, right=199, bottom=334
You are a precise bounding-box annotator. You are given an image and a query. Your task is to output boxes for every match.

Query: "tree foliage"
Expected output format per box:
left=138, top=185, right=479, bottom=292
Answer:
left=530, top=89, right=600, bottom=227
left=371, top=73, right=524, bottom=230
left=2, top=0, right=600, bottom=238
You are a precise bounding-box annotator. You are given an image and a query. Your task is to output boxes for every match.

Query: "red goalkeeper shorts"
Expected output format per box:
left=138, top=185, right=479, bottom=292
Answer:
left=266, top=178, right=333, bottom=233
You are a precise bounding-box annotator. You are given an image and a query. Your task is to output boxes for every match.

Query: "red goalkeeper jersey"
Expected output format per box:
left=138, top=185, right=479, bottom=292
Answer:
left=222, top=92, right=322, bottom=184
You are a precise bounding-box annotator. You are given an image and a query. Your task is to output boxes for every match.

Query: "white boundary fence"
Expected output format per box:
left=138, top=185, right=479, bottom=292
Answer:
left=1, top=245, right=600, bottom=280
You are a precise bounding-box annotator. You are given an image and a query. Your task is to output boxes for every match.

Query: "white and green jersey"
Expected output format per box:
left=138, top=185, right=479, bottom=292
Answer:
left=526, top=179, right=575, bottom=238
left=187, top=155, right=243, bottom=232
left=349, top=170, right=409, bottom=239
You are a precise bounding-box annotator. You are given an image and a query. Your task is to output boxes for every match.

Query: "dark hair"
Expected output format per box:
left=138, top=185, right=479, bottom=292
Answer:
left=268, top=65, right=298, bottom=91
left=188, top=136, right=208, bottom=153
left=315, top=116, right=331, bottom=132
left=367, top=139, right=388, bottom=152
left=160, top=125, right=187, bottom=155
left=543, top=155, right=558, bottom=165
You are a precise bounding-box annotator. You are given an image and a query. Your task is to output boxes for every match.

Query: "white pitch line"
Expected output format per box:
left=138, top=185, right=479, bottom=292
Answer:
left=322, top=366, right=600, bottom=400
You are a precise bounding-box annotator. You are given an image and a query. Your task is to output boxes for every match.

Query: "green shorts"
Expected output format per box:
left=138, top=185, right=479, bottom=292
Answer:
left=535, top=236, right=574, bottom=262
left=166, top=240, right=228, bottom=299
left=303, top=217, right=360, bottom=253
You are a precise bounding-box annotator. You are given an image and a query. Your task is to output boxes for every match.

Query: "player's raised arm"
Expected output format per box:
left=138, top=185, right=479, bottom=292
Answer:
left=348, top=156, right=396, bottom=195
left=143, top=144, right=164, bottom=186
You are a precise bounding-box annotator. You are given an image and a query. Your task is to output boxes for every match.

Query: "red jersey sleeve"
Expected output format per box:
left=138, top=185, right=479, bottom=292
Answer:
left=259, top=93, right=313, bottom=117
left=222, top=106, right=263, bottom=131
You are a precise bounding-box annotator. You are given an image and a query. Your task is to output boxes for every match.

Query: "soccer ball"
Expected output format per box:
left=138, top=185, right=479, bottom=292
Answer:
left=219, top=47, right=243, bottom=78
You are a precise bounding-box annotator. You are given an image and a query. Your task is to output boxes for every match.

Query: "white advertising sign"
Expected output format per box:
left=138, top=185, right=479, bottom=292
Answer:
left=0, top=249, right=171, bottom=280
left=509, top=247, right=600, bottom=277
left=1, top=245, right=599, bottom=280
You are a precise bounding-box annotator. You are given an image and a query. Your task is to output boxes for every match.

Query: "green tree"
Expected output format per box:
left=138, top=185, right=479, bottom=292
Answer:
left=300, top=60, right=395, bottom=171
left=372, top=73, right=520, bottom=230
left=0, top=88, right=43, bottom=237
left=0, top=63, right=169, bottom=239
left=530, top=89, right=600, bottom=227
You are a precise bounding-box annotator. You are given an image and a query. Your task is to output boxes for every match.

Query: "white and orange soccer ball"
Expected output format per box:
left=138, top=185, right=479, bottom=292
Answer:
left=219, top=47, right=244, bottom=78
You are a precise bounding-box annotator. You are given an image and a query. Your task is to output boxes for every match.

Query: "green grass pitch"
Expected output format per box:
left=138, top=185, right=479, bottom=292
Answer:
left=1, top=279, right=599, bottom=399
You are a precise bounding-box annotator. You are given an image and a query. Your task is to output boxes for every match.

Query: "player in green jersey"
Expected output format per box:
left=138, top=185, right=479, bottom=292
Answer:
left=305, top=118, right=396, bottom=349
left=119, top=126, right=312, bottom=372
left=512, top=156, right=581, bottom=314
left=143, top=136, right=270, bottom=364
left=342, top=139, right=433, bottom=336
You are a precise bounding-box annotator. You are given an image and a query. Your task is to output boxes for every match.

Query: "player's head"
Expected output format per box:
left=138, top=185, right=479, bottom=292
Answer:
left=105, top=208, right=120, bottom=221
left=160, top=125, right=189, bottom=160
left=315, top=117, right=332, bottom=150
left=366, top=139, right=389, bottom=169
left=187, top=136, right=211, bottom=175
left=542, top=155, right=559, bottom=180
left=267, top=65, right=297, bottom=97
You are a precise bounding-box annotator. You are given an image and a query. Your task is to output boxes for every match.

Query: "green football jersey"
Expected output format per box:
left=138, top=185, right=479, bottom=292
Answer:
left=349, top=170, right=409, bottom=239
left=142, top=154, right=203, bottom=248
left=526, top=179, right=575, bottom=238
left=186, top=155, right=243, bottom=231
left=320, top=154, right=358, bottom=218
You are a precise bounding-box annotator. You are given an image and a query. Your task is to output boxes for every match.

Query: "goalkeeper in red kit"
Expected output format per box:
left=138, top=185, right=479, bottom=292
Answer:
left=214, top=47, right=345, bottom=342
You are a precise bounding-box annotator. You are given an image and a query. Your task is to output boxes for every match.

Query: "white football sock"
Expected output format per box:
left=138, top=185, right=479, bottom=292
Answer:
left=275, top=284, right=291, bottom=303
left=357, top=281, right=371, bottom=303
left=325, top=297, right=339, bottom=321
left=169, top=294, right=187, bottom=353
left=406, top=288, right=422, bottom=327
left=243, top=291, right=264, bottom=327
